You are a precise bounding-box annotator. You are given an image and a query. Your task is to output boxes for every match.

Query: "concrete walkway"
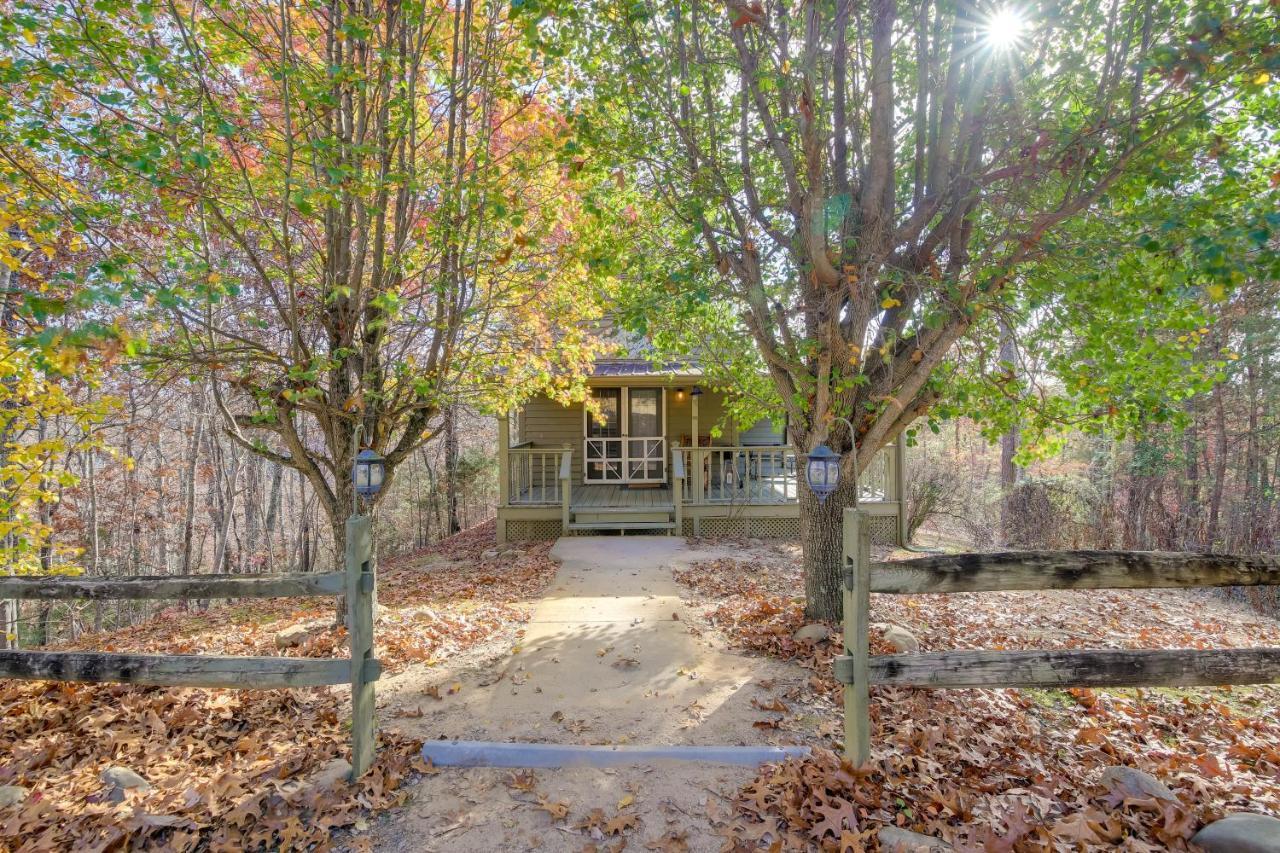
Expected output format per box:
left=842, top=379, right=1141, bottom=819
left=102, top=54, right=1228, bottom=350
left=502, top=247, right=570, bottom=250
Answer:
left=384, top=535, right=796, bottom=746
left=478, top=536, right=765, bottom=744
left=371, top=536, right=802, bottom=852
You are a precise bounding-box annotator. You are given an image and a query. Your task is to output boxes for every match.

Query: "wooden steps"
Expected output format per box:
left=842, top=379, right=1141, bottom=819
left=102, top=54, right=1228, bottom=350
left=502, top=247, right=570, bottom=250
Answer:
left=567, top=521, right=676, bottom=532
left=566, top=495, right=678, bottom=534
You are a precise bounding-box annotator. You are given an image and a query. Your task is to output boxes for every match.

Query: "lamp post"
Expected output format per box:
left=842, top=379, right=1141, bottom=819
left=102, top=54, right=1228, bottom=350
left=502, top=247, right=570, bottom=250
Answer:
left=803, top=417, right=858, bottom=505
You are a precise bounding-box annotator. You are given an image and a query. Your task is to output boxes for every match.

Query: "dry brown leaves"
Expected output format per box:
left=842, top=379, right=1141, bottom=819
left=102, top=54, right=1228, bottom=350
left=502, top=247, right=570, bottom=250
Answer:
left=0, top=520, right=558, bottom=851
left=676, top=552, right=1280, bottom=851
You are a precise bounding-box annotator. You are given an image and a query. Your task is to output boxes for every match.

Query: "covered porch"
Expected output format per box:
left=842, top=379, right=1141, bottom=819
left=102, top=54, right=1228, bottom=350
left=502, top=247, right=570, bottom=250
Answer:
left=496, top=423, right=906, bottom=543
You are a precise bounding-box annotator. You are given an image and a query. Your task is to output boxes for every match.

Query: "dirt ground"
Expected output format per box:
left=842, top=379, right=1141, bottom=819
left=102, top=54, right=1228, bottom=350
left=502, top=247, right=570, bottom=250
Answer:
left=368, top=536, right=805, bottom=852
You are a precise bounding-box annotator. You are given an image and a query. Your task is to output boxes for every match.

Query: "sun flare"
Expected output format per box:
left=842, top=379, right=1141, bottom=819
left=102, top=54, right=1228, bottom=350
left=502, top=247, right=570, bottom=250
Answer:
left=984, top=7, right=1027, bottom=51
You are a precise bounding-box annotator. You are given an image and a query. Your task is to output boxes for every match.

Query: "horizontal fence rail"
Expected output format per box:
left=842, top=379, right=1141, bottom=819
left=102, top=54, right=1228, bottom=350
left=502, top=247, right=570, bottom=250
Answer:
left=0, top=515, right=381, bottom=779
left=835, top=648, right=1280, bottom=690
left=862, top=551, right=1280, bottom=593
left=0, top=651, right=354, bottom=689
left=0, top=572, right=346, bottom=601
left=837, top=508, right=1280, bottom=764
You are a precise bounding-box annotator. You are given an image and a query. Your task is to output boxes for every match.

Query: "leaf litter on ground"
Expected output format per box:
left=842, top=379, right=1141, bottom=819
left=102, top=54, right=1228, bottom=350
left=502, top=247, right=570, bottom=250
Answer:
left=0, top=520, right=559, bottom=851
left=674, top=545, right=1280, bottom=851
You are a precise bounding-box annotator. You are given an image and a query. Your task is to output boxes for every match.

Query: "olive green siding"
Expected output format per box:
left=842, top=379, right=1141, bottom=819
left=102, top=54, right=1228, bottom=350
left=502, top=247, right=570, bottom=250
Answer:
left=518, top=395, right=586, bottom=482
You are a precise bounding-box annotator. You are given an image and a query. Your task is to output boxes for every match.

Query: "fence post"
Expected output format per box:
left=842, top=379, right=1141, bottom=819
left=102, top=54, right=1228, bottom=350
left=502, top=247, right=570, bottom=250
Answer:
left=843, top=507, right=871, bottom=765
left=346, top=514, right=377, bottom=779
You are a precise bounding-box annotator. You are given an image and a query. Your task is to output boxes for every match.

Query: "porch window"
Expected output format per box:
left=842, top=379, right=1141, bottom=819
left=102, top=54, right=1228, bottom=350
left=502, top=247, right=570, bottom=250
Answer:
left=585, top=388, right=624, bottom=481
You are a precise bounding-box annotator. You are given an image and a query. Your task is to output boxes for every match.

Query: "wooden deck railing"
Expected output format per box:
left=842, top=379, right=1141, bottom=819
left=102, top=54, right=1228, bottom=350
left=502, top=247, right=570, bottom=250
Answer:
left=677, top=445, right=800, bottom=505
left=837, top=507, right=1280, bottom=763
left=0, top=516, right=382, bottom=779
left=508, top=446, right=566, bottom=505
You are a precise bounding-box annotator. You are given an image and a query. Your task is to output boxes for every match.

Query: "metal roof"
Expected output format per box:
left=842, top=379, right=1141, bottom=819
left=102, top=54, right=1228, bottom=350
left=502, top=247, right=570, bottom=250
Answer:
left=591, top=359, right=701, bottom=377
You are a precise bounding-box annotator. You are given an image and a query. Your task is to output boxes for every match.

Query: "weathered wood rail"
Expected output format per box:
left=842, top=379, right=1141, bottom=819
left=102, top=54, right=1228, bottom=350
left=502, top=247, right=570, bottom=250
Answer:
left=0, top=515, right=380, bottom=779
left=837, top=509, right=1280, bottom=764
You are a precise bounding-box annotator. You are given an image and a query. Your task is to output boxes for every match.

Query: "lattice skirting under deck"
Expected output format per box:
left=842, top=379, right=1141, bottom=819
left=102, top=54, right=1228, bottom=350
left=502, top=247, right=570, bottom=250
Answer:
left=505, top=514, right=898, bottom=545
left=504, top=519, right=564, bottom=541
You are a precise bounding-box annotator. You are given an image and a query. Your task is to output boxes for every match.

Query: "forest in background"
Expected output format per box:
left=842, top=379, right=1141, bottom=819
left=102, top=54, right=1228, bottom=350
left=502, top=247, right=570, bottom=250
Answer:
left=908, top=277, right=1280, bottom=617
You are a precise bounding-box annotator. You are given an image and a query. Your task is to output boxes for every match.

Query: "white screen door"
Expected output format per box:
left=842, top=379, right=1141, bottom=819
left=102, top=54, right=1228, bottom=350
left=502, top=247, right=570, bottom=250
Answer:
left=626, top=389, right=664, bottom=482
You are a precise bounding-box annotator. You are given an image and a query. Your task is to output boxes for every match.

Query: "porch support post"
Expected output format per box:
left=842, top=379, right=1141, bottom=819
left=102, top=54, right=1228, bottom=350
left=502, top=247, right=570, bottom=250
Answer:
left=671, top=448, right=684, bottom=536
left=560, top=444, right=572, bottom=536
left=691, top=393, right=699, bottom=447
left=894, top=438, right=908, bottom=546
left=496, top=412, right=510, bottom=543
left=690, top=394, right=703, bottom=529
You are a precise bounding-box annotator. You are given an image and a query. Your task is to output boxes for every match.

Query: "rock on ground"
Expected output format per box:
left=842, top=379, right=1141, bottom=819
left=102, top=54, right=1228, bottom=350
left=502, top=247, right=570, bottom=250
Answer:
left=0, top=786, right=28, bottom=809
left=101, top=766, right=150, bottom=791
left=101, top=766, right=150, bottom=802
left=879, top=826, right=951, bottom=851
left=274, top=620, right=326, bottom=649
left=312, top=758, right=353, bottom=790
left=1191, top=813, right=1280, bottom=853
left=794, top=623, right=830, bottom=643
left=872, top=622, right=920, bottom=652
left=1099, top=766, right=1177, bottom=802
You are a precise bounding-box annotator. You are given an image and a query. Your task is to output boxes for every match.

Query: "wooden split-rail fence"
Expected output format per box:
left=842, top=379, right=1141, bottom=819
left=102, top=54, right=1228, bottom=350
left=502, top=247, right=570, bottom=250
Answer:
left=0, top=516, right=381, bottom=779
left=837, top=508, right=1280, bottom=764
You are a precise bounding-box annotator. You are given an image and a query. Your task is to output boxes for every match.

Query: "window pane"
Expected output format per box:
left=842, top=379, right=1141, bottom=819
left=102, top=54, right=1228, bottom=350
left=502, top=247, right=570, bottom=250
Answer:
left=628, top=389, right=661, bottom=437
left=588, top=389, right=621, bottom=437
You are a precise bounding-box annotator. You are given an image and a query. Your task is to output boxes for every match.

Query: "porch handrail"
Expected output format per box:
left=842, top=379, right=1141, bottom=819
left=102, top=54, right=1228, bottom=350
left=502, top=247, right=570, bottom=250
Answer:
left=674, top=444, right=897, bottom=505
left=676, top=445, right=799, bottom=506
left=507, top=446, right=565, bottom=506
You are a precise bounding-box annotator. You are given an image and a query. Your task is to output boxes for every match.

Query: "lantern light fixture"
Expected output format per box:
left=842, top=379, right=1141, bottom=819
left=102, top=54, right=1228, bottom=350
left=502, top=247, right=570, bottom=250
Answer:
left=690, top=385, right=704, bottom=397
left=805, top=444, right=842, bottom=504
left=804, top=416, right=859, bottom=505
left=353, top=448, right=386, bottom=498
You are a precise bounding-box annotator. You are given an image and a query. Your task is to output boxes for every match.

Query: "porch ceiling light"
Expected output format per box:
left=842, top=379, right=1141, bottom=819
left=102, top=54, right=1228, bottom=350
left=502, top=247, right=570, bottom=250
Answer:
left=804, top=444, right=841, bottom=504
left=353, top=448, right=386, bottom=498
left=690, top=386, right=704, bottom=397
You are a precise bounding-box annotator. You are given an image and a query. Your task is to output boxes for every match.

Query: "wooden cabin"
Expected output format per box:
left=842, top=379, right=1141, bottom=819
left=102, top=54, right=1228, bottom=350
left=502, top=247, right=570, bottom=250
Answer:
left=495, top=359, right=906, bottom=543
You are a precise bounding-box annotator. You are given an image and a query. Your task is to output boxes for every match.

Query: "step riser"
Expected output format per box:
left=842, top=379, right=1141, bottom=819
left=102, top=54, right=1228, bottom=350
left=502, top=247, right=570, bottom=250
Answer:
left=567, top=522, right=675, bottom=531
left=572, top=511, right=671, bottom=525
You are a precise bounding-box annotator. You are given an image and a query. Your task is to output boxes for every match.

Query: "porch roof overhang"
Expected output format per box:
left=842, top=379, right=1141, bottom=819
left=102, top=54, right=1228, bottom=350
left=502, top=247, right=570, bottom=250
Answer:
left=587, top=359, right=702, bottom=386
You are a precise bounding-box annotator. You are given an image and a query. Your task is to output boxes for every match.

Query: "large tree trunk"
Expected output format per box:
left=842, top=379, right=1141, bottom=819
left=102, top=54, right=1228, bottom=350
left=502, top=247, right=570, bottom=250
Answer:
left=798, top=469, right=860, bottom=620
left=1182, top=402, right=1201, bottom=550
left=444, top=405, right=460, bottom=535
left=998, top=319, right=1019, bottom=544
left=1207, top=384, right=1228, bottom=548
left=180, top=383, right=205, bottom=575
left=86, top=447, right=101, bottom=633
